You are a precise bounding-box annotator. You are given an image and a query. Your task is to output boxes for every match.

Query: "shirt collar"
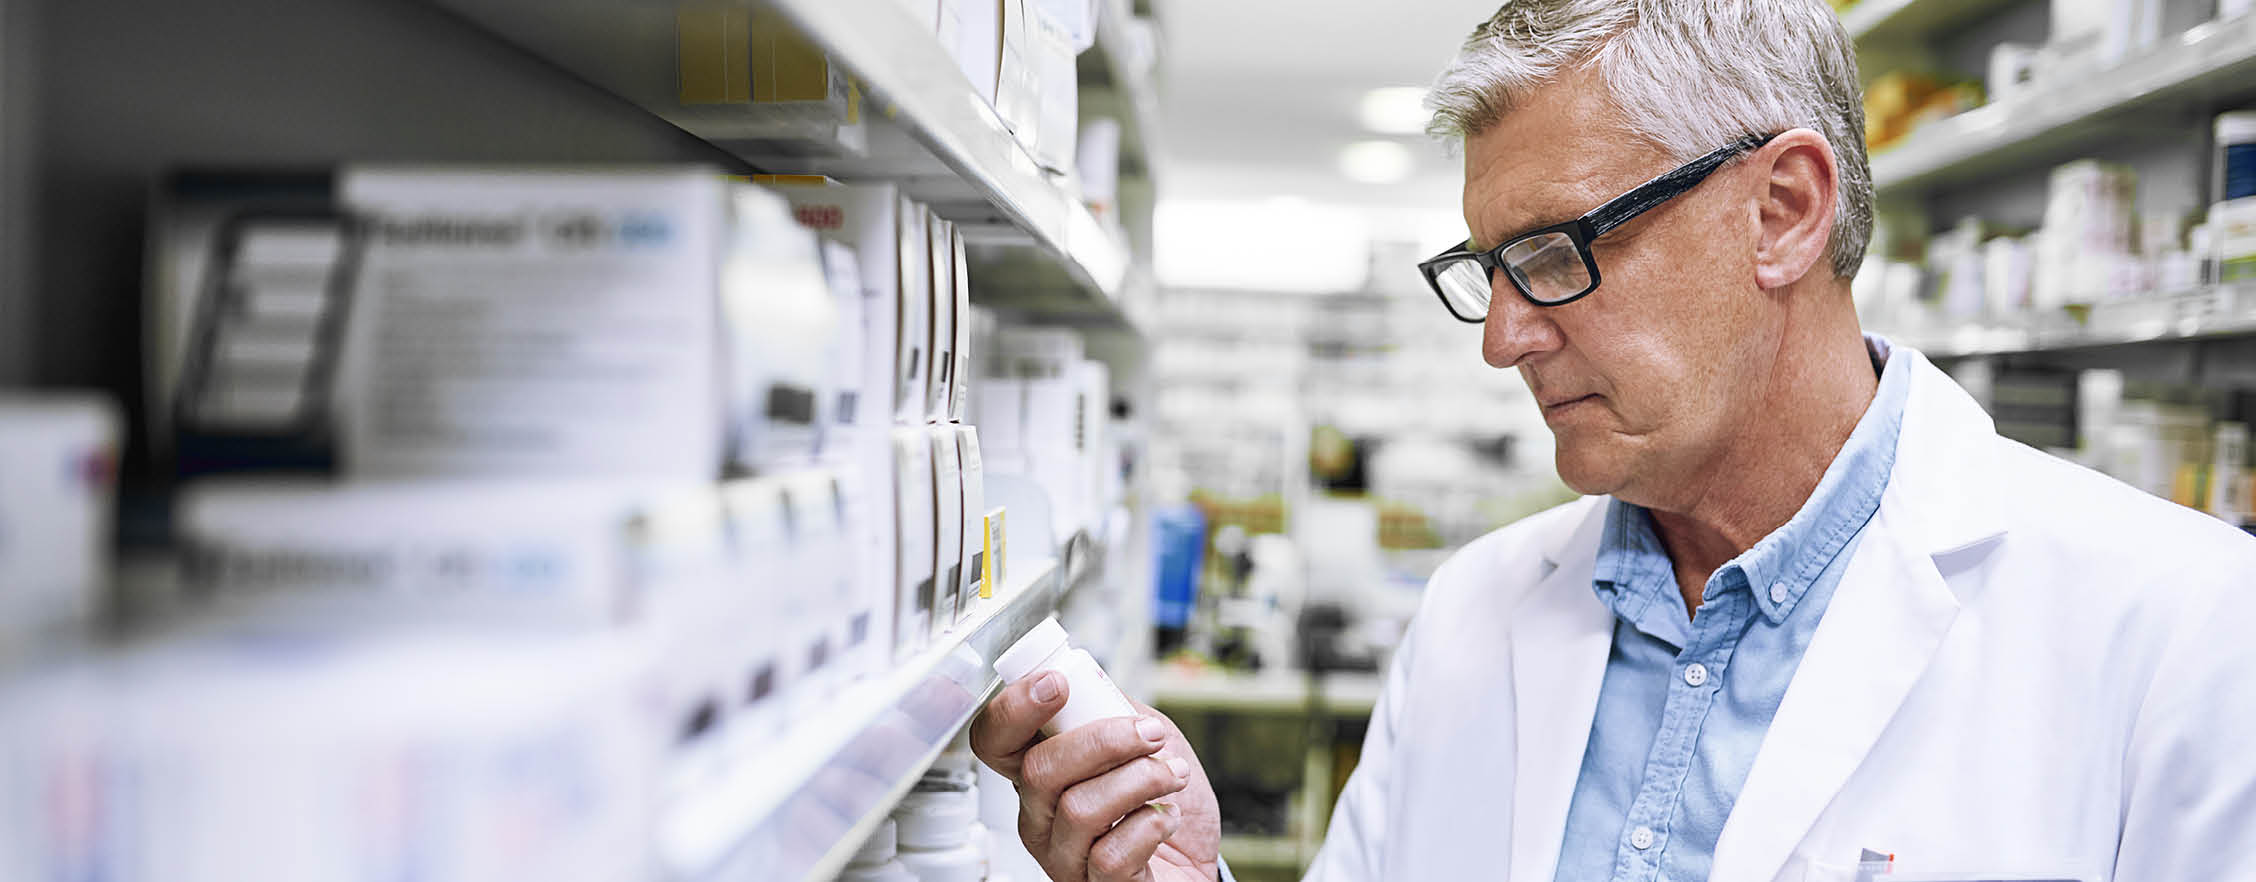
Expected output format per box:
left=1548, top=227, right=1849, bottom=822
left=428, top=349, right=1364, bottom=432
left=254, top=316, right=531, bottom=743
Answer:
left=1591, top=336, right=1911, bottom=627
left=1592, top=499, right=1690, bottom=647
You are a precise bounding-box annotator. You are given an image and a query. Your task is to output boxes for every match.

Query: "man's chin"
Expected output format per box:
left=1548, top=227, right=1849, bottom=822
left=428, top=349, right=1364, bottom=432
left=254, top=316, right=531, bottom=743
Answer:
left=1554, top=446, right=1631, bottom=498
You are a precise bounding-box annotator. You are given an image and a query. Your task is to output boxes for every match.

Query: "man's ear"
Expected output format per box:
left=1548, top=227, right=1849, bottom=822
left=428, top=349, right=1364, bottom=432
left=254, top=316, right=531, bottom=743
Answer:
left=1750, top=128, right=1839, bottom=290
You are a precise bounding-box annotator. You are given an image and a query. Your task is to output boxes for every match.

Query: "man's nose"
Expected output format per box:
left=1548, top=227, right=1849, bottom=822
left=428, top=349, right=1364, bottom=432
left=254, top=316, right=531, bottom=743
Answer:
left=1482, top=273, right=1565, bottom=369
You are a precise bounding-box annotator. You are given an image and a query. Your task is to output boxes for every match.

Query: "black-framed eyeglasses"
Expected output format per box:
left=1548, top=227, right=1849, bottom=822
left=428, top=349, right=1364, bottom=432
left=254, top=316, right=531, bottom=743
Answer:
left=1418, top=132, right=1781, bottom=323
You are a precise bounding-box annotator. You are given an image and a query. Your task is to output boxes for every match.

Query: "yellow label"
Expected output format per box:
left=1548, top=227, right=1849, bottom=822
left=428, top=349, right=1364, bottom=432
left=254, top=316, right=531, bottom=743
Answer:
left=676, top=7, right=751, bottom=104
left=981, top=507, right=1006, bottom=599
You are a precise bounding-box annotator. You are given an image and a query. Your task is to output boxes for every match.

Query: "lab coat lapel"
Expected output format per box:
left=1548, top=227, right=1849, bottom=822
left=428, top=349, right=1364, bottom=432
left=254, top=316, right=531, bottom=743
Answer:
left=1708, top=508, right=1961, bottom=881
left=1507, top=501, right=1614, bottom=882
left=1710, top=347, right=1998, bottom=881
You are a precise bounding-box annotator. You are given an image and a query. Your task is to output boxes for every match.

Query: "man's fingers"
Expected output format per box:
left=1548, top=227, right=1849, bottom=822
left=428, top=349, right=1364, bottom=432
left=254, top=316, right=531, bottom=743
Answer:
left=1018, top=715, right=1171, bottom=828
left=1087, top=803, right=1185, bottom=882
left=1047, top=752, right=1190, bottom=873
left=968, top=671, right=1068, bottom=780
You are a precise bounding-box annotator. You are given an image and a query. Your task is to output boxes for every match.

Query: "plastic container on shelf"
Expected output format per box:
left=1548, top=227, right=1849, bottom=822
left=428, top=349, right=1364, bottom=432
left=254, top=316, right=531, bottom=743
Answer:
left=993, top=616, right=1139, bottom=737
left=893, top=783, right=980, bottom=851
left=2214, top=111, right=2256, bottom=283
left=0, top=394, right=119, bottom=652
left=836, top=818, right=919, bottom=882
left=894, top=839, right=986, bottom=882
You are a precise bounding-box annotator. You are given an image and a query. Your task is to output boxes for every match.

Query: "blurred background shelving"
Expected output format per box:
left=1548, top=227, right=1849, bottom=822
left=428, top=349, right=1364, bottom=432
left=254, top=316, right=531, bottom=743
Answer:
left=6, top=0, right=2256, bottom=880
left=0, top=0, right=1166, bottom=879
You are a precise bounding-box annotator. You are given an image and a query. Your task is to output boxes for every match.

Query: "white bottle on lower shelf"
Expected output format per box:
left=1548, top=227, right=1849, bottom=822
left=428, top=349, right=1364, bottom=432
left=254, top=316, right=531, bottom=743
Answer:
left=892, top=776, right=988, bottom=882
left=836, top=818, right=919, bottom=882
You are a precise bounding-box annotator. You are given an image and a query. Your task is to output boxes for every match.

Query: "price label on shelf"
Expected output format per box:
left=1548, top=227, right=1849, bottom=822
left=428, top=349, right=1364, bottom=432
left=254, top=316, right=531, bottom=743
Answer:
left=982, top=507, right=1007, bottom=599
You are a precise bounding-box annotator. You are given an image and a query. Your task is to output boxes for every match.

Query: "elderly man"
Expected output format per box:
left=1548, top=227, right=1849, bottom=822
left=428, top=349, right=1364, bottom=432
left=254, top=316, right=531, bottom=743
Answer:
left=971, top=1, right=2256, bottom=880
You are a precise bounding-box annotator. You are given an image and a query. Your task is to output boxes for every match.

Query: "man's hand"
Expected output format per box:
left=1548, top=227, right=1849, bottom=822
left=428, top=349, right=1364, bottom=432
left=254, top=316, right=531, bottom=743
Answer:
left=971, top=671, right=1222, bottom=882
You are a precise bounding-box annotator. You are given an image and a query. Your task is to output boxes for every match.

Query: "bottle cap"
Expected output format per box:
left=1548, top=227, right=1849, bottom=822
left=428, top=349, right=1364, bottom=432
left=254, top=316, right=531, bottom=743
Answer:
left=2217, top=110, right=2256, bottom=145
left=846, top=817, right=898, bottom=867
left=993, top=617, right=1068, bottom=683
left=893, top=788, right=979, bottom=850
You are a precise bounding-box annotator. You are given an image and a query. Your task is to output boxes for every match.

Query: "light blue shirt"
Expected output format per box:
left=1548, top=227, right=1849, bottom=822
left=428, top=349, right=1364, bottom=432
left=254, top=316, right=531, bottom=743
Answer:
left=1552, top=339, right=1909, bottom=882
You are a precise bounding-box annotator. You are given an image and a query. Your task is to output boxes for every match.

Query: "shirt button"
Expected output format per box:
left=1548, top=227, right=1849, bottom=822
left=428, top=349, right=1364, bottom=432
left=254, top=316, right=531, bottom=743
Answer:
left=1683, top=663, right=1709, bottom=687
left=1770, top=582, right=1789, bottom=604
left=1631, top=826, right=1656, bottom=850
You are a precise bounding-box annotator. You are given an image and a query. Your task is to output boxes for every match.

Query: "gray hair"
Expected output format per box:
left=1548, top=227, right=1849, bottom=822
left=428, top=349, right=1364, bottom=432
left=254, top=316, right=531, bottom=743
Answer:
left=1428, top=0, right=1872, bottom=279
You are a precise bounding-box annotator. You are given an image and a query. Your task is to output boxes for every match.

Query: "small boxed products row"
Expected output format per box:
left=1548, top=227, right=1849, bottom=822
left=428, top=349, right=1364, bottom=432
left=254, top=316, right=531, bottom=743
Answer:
left=898, top=0, right=1089, bottom=174
left=172, top=437, right=1002, bottom=724
left=0, top=630, right=662, bottom=882
left=677, top=0, right=1086, bottom=175
left=148, top=168, right=978, bottom=485
left=973, top=326, right=1119, bottom=547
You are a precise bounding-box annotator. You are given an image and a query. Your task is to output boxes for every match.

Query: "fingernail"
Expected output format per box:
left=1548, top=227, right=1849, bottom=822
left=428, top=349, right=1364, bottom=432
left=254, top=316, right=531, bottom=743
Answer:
left=1136, top=716, right=1166, bottom=744
left=1166, top=755, right=1190, bottom=780
left=1030, top=671, right=1062, bottom=702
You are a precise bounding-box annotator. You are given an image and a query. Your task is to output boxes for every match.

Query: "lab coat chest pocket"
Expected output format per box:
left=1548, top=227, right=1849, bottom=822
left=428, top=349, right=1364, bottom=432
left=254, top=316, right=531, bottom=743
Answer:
left=1788, top=853, right=1864, bottom=882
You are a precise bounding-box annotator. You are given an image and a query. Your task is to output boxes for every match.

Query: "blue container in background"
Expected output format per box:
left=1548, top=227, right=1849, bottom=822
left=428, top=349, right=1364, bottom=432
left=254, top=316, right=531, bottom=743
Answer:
left=1150, top=504, right=1206, bottom=632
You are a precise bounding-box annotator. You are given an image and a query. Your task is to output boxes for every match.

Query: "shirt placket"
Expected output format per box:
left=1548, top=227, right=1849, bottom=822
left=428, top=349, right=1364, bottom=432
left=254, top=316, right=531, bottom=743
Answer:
left=1608, top=583, right=1749, bottom=882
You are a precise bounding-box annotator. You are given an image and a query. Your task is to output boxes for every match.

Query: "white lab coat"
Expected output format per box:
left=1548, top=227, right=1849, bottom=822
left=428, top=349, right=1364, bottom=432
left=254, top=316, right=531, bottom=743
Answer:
left=1303, top=348, right=2256, bottom=882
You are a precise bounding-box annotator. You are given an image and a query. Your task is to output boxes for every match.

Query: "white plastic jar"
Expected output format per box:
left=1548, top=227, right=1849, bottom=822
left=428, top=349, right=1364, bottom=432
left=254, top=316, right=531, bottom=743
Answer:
left=992, top=617, right=1138, bottom=735
left=893, top=784, right=980, bottom=851
left=894, top=840, right=985, bottom=882
left=835, top=818, right=918, bottom=882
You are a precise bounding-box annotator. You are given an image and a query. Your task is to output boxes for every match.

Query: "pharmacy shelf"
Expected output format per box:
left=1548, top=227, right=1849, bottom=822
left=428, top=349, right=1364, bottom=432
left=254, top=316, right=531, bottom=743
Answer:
left=1148, top=667, right=1312, bottom=713
left=425, top=0, right=1137, bottom=329
left=1872, top=14, right=2256, bottom=196
left=669, top=556, right=1063, bottom=882
left=1082, top=0, right=1164, bottom=183
left=1839, top=0, right=2023, bottom=43
left=1146, top=668, right=1383, bottom=717
left=1316, top=672, right=1383, bottom=717
left=1885, top=283, right=2256, bottom=359
left=1220, top=834, right=1309, bottom=870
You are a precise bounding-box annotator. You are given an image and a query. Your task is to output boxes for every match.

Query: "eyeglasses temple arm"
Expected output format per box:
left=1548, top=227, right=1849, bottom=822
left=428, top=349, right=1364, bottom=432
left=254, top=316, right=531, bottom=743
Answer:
left=1582, top=133, right=1776, bottom=239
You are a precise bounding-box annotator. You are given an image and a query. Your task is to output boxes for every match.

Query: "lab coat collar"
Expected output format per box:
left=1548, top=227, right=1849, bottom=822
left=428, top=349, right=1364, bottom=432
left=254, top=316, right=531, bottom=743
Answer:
left=1509, top=341, right=2004, bottom=882
left=1874, top=339, right=2010, bottom=556
left=1709, top=340, right=1999, bottom=882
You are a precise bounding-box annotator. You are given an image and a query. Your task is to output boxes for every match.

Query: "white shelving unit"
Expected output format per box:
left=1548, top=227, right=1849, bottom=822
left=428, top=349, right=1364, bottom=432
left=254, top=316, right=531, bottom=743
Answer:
left=1871, top=13, right=2256, bottom=196
left=1219, top=834, right=1309, bottom=872
left=428, top=0, right=1147, bottom=329
left=0, top=0, right=1163, bottom=877
left=1841, top=0, right=2026, bottom=43
left=674, top=557, right=1064, bottom=882
left=1085, top=0, right=1164, bottom=184
left=1890, top=284, right=2256, bottom=359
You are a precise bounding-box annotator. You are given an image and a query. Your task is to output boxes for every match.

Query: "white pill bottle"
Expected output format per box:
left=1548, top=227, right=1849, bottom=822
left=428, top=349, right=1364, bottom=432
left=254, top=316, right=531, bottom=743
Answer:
left=993, top=617, right=1137, bottom=734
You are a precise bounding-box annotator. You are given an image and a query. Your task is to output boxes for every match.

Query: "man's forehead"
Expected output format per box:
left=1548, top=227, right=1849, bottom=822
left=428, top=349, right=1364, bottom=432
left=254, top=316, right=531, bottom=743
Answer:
left=1461, top=131, right=1629, bottom=247
left=1455, top=72, right=1657, bottom=246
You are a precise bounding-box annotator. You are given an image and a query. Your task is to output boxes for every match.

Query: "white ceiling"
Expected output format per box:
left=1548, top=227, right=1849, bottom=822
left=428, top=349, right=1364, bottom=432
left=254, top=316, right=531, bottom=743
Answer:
left=1149, top=0, right=1504, bottom=213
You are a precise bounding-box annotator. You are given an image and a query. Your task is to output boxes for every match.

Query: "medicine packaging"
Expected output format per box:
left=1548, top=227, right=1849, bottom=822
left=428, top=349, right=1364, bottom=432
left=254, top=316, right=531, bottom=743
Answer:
left=337, top=167, right=735, bottom=480
left=176, top=478, right=663, bottom=630
left=0, top=395, right=120, bottom=650
left=892, top=428, right=937, bottom=660
left=926, top=211, right=958, bottom=424
left=955, top=425, right=987, bottom=614
left=928, top=427, right=964, bottom=634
